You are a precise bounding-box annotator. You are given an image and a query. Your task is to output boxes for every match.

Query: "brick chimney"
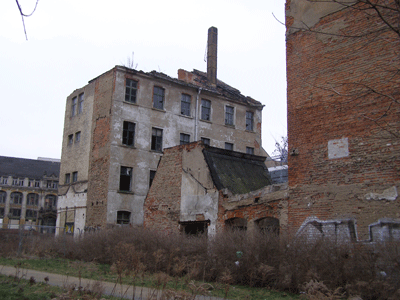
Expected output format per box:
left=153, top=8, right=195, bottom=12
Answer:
left=207, top=27, right=218, bottom=86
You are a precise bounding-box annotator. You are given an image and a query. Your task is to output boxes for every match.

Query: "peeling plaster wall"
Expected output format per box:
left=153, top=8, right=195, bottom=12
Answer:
left=286, top=0, right=400, bottom=239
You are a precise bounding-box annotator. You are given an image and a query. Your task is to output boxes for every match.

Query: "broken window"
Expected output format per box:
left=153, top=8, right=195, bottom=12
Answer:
left=201, top=99, right=211, bottom=121
left=255, top=217, right=280, bottom=235
left=119, top=166, right=132, bottom=192
left=71, top=97, right=77, bottom=117
left=72, top=172, right=78, bottom=183
left=225, top=217, right=247, bottom=231
left=225, top=106, right=234, bottom=126
left=149, top=170, right=156, bottom=188
left=117, top=210, right=131, bottom=224
left=27, top=193, right=39, bottom=206
left=246, top=111, right=254, bottom=131
left=122, top=121, right=135, bottom=146
left=181, top=94, right=191, bottom=116
left=246, top=147, right=254, bottom=155
left=180, top=133, right=190, bottom=145
left=45, top=194, right=57, bottom=209
left=125, top=79, right=138, bottom=103
left=75, top=131, right=81, bottom=143
left=153, top=86, right=165, bottom=110
left=201, top=137, right=210, bottom=146
left=68, top=134, right=73, bottom=145
left=151, top=128, right=163, bottom=152
left=0, top=191, right=6, bottom=203
left=181, top=221, right=208, bottom=235
left=225, top=143, right=233, bottom=151
left=10, top=208, right=21, bottom=218
left=65, top=173, right=70, bottom=184
left=26, top=209, right=37, bottom=219
left=78, top=93, right=84, bottom=114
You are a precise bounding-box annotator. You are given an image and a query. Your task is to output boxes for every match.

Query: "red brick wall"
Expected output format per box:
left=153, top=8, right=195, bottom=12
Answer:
left=286, top=1, right=400, bottom=239
left=86, top=69, right=116, bottom=228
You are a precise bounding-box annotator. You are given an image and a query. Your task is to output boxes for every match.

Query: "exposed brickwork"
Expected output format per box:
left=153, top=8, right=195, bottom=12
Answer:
left=85, top=69, right=115, bottom=228
left=286, top=0, right=400, bottom=239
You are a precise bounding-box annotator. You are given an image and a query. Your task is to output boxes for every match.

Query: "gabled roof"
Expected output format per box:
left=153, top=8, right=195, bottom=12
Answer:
left=0, top=156, right=60, bottom=180
left=202, top=147, right=271, bottom=195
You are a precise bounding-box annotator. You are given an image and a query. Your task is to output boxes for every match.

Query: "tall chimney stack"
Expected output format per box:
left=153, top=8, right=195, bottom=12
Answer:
left=207, top=27, right=218, bottom=86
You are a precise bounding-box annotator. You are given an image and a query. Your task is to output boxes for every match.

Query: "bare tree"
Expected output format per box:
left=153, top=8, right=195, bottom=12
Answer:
left=15, top=0, right=40, bottom=40
left=273, top=136, right=288, bottom=164
left=122, top=52, right=138, bottom=70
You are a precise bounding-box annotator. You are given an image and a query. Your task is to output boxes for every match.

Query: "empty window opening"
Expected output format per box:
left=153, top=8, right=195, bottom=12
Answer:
left=181, top=221, right=208, bottom=235
left=75, top=131, right=81, bottom=143
left=153, top=86, right=165, bottom=110
left=78, top=93, right=84, bottom=114
left=201, top=137, right=210, bottom=146
left=256, top=217, right=280, bottom=235
left=72, top=172, right=78, bottom=183
left=122, top=121, right=135, bottom=146
left=246, top=111, right=254, bottom=131
left=119, top=166, right=132, bottom=192
left=151, top=128, right=163, bottom=152
left=0, top=191, right=6, bottom=203
left=149, top=170, right=156, bottom=188
left=125, top=79, right=138, bottom=103
left=201, top=99, right=211, bottom=121
left=71, top=97, right=77, bottom=117
left=117, top=210, right=131, bottom=225
left=181, top=94, right=191, bottom=116
left=225, top=106, right=234, bottom=125
left=65, top=173, right=70, bottom=184
left=225, top=143, right=233, bottom=151
left=246, top=147, right=254, bottom=155
left=225, top=217, right=247, bottom=231
left=180, top=133, right=190, bottom=145
left=68, top=134, right=73, bottom=145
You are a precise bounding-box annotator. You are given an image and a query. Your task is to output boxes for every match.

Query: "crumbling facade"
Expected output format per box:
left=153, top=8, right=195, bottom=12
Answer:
left=144, top=141, right=288, bottom=235
left=286, top=0, right=400, bottom=241
left=0, top=156, right=59, bottom=230
left=57, top=28, right=271, bottom=235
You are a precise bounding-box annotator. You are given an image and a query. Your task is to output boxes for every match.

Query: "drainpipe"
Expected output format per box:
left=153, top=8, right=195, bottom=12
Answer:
left=195, top=88, right=202, bottom=141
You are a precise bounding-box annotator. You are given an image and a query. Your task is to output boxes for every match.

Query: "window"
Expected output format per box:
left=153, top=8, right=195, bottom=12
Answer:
left=117, top=211, right=131, bottom=225
left=75, top=131, right=81, bottom=143
left=122, top=121, right=135, bottom=146
left=149, top=170, right=156, bottom=188
left=1, top=177, right=7, bottom=184
left=125, top=79, right=138, bottom=103
left=201, top=137, right=210, bottom=146
left=28, top=179, right=33, bottom=187
left=0, top=191, right=6, bottom=203
left=225, top=106, right=234, bottom=126
left=201, top=99, right=211, bottom=121
left=0, top=208, right=4, bottom=218
left=181, top=94, right=191, bottom=116
left=225, top=143, right=233, bottom=151
left=26, top=209, right=37, bottom=219
left=12, top=178, right=23, bottom=186
left=246, top=111, right=254, bottom=131
left=10, top=208, right=21, bottom=218
left=27, top=193, right=39, bottom=206
left=78, top=93, right=84, bottom=114
left=246, top=147, right=254, bottom=155
left=65, top=173, right=70, bottom=184
left=72, top=172, right=78, bottom=183
left=119, top=167, right=132, bottom=192
left=71, top=97, right=77, bottom=117
left=68, top=134, right=73, bottom=145
left=10, top=192, right=23, bottom=205
left=47, top=180, right=58, bottom=189
left=151, top=128, right=163, bottom=152
left=180, top=133, right=190, bottom=145
left=34, top=181, right=40, bottom=188
left=153, top=86, right=165, bottom=110
left=45, top=194, right=57, bottom=209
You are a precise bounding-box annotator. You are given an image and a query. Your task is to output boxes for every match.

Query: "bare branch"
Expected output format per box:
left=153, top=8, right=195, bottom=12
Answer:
left=15, top=0, right=40, bottom=40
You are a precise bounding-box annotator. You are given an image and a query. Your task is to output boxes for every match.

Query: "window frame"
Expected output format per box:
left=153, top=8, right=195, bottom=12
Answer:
left=225, top=105, right=234, bottom=126
left=246, top=147, right=254, bottom=155
left=122, top=121, right=135, bottom=147
left=225, top=142, right=234, bottom=151
left=180, top=94, right=191, bottom=116
left=180, top=133, right=190, bottom=145
left=151, top=127, right=163, bottom=152
left=119, top=166, right=133, bottom=192
left=200, top=99, right=211, bottom=121
left=153, top=86, right=165, bottom=110
left=72, top=172, right=78, bottom=183
left=117, top=210, right=131, bottom=225
left=68, top=134, right=73, bottom=145
left=78, top=93, right=84, bottom=114
left=10, top=192, right=23, bottom=205
left=201, top=137, right=210, bottom=146
left=65, top=173, right=70, bottom=184
left=27, top=193, right=39, bottom=206
left=125, top=79, right=138, bottom=104
left=75, top=131, right=81, bottom=143
left=0, top=191, right=6, bottom=204
left=71, top=97, right=77, bottom=117
left=149, top=170, right=156, bottom=188
left=246, top=111, right=254, bottom=131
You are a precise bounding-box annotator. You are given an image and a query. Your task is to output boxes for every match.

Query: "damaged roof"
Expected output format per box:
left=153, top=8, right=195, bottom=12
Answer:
left=0, top=156, right=60, bottom=180
left=202, top=147, right=271, bottom=195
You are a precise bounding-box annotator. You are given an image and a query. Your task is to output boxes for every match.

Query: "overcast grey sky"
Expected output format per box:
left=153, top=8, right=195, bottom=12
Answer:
left=0, top=0, right=286, bottom=160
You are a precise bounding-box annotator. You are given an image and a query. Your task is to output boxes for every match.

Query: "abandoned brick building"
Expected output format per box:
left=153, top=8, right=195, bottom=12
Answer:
left=57, top=27, right=273, bottom=236
left=0, top=156, right=60, bottom=230
left=144, top=141, right=288, bottom=235
left=286, top=0, right=400, bottom=241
